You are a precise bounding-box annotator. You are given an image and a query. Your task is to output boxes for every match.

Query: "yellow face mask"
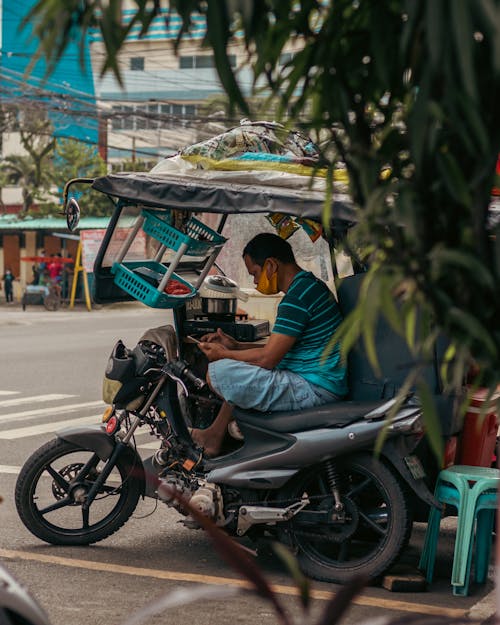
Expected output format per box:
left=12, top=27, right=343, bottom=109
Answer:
left=256, top=259, right=279, bottom=295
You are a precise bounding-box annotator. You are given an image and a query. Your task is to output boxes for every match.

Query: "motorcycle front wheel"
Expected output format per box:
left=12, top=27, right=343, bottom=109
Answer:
left=15, top=438, right=142, bottom=546
left=280, top=453, right=411, bottom=584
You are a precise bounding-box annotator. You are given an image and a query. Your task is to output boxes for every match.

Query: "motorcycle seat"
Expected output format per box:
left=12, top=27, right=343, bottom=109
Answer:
left=233, top=399, right=388, bottom=434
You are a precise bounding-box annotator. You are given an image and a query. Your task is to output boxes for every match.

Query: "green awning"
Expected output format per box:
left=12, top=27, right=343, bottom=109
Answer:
left=0, top=216, right=112, bottom=231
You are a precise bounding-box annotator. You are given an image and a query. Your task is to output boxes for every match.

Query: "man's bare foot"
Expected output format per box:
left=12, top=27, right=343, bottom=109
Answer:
left=189, top=427, right=221, bottom=458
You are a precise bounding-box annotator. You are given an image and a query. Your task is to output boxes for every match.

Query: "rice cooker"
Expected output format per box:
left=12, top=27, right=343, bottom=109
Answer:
left=198, top=275, right=249, bottom=316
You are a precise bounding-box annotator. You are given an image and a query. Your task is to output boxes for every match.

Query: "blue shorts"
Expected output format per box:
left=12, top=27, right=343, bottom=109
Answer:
left=208, top=359, right=340, bottom=412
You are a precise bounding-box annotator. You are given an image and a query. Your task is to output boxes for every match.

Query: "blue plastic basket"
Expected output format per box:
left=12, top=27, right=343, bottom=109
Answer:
left=141, top=209, right=226, bottom=256
left=111, top=260, right=196, bottom=309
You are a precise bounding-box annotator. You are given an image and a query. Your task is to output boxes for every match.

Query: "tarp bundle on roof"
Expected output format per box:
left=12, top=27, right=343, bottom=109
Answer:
left=92, top=121, right=356, bottom=228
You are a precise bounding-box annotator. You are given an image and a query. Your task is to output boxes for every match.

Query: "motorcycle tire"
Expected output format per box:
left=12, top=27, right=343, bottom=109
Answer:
left=15, top=438, right=142, bottom=546
left=279, top=452, right=411, bottom=584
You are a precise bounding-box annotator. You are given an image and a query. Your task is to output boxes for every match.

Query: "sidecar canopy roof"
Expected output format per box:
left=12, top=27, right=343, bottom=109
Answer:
left=91, top=157, right=356, bottom=228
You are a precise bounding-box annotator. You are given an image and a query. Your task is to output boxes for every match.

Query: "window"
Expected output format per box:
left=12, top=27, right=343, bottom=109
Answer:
left=109, top=103, right=197, bottom=131
left=195, top=55, right=214, bottom=69
left=179, top=56, right=194, bottom=69
left=135, top=106, right=147, bottom=130
left=111, top=106, right=124, bottom=130
left=122, top=106, right=134, bottom=130
left=130, top=57, right=145, bottom=71
left=179, top=55, right=236, bottom=69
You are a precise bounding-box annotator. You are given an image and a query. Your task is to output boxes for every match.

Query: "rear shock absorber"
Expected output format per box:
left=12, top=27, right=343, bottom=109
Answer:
left=324, top=459, right=345, bottom=520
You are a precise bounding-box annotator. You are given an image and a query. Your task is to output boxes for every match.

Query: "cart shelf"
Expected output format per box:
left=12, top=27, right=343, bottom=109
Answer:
left=111, top=207, right=226, bottom=309
left=111, top=260, right=196, bottom=309
left=141, top=209, right=226, bottom=256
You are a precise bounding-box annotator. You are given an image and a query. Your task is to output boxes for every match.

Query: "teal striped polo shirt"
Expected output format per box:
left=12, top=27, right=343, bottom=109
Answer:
left=273, top=271, right=348, bottom=396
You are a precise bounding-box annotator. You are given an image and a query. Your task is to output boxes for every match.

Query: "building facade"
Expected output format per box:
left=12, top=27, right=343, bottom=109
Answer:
left=0, top=1, right=296, bottom=291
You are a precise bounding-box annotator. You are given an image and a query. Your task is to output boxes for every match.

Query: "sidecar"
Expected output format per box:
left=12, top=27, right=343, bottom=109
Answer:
left=62, top=122, right=465, bottom=467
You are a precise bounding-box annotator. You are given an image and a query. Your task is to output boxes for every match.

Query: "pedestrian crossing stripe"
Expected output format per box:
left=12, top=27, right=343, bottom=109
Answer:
left=0, top=400, right=104, bottom=425
left=0, top=391, right=157, bottom=447
left=0, top=394, right=75, bottom=409
left=0, top=415, right=102, bottom=439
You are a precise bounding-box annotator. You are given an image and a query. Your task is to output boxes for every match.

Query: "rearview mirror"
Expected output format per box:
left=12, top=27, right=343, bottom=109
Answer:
left=66, top=198, right=81, bottom=232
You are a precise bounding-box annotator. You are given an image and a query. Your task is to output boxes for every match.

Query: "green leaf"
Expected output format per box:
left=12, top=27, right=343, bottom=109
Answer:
left=205, top=0, right=249, bottom=115
left=379, top=276, right=403, bottom=335
left=405, top=305, right=417, bottom=351
left=436, top=150, right=472, bottom=207
left=271, top=543, right=311, bottom=611
left=425, top=0, right=444, bottom=70
left=314, top=575, right=367, bottom=625
left=450, top=0, right=478, bottom=100
left=448, top=307, right=497, bottom=357
left=440, top=343, right=457, bottom=385
left=418, top=380, right=444, bottom=464
left=429, top=246, right=496, bottom=290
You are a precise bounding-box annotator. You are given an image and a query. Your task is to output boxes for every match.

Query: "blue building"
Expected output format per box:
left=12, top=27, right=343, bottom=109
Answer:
left=0, top=0, right=98, bottom=146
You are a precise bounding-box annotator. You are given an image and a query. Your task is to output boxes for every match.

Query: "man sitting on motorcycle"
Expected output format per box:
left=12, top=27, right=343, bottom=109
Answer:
left=192, top=232, right=348, bottom=457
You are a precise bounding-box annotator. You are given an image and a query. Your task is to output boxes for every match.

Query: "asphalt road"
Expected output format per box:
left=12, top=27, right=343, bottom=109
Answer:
left=0, top=304, right=495, bottom=625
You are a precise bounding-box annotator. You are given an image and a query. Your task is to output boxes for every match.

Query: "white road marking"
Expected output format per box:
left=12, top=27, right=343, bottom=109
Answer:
left=0, top=391, right=19, bottom=396
left=137, top=440, right=161, bottom=450
left=0, top=414, right=102, bottom=439
left=0, top=394, right=74, bottom=408
left=0, top=400, right=104, bottom=424
left=0, top=464, right=21, bottom=474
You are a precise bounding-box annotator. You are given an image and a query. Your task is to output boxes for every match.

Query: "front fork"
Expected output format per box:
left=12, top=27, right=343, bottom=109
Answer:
left=81, top=440, right=131, bottom=511
left=82, top=372, right=185, bottom=508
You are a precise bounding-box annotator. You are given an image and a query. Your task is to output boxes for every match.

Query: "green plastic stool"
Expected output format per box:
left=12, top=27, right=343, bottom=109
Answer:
left=419, top=465, right=500, bottom=596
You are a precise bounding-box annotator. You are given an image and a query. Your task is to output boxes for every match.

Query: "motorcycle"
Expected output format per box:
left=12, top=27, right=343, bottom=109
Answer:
left=14, top=124, right=464, bottom=584
left=15, top=320, right=436, bottom=584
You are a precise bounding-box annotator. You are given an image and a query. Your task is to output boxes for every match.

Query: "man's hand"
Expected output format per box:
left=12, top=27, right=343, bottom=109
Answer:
left=201, top=328, right=239, bottom=349
left=198, top=340, right=229, bottom=362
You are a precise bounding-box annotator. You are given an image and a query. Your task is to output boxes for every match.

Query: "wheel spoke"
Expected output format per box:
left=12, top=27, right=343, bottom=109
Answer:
left=358, top=509, right=387, bottom=536
left=99, top=484, right=120, bottom=494
left=39, top=496, right=73, bottom=515
left=82, top=507, right=90, bottom=529
left=337, top=540, right=350, bottom=562
left=74, top=453, right=100, bottom=481
left=45, top=464, right=71, bottom=492
left=347, top=476, right=371, bottom=499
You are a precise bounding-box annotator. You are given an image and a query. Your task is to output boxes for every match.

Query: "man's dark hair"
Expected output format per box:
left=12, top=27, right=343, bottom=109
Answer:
left=242, top=233, right=296, bottom=266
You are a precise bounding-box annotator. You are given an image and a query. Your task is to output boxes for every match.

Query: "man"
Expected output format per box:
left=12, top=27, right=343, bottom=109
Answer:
left=2, top=268, right=15, bottom=303
left=192, top=232, right=347, bottom=456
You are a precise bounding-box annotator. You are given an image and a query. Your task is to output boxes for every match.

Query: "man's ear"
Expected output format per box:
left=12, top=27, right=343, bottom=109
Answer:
left=266, top=258, right=278, bottom=276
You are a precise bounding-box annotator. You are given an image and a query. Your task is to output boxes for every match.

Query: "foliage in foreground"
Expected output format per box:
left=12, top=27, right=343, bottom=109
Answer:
left=24, top=1, right=500, bottom=441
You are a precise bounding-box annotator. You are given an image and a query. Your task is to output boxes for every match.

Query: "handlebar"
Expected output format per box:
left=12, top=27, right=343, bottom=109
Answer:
left=163, top=359, right=207, bottom=390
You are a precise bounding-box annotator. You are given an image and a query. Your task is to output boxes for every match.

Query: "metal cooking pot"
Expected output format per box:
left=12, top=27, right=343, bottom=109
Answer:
left=201, top=297, right=238, bottom=316
left=198, top=275, right=248, bottom=316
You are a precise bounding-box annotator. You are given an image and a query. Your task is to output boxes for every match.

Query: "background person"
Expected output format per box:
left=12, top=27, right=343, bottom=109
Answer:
left=2, top=268, right=15, bottom=303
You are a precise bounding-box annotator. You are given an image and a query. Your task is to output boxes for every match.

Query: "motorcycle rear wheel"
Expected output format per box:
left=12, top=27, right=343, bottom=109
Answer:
left=15, top=438, right=142, bottom=546
left=280, top=453, right=411, bottom=584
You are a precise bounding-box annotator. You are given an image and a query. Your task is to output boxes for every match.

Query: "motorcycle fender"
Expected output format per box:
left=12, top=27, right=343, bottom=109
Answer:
left=57, top=424, right=115, bottom=460
left=381, top=438, right=440, bottom=509
left=57, top=424, right=147, bottom=497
